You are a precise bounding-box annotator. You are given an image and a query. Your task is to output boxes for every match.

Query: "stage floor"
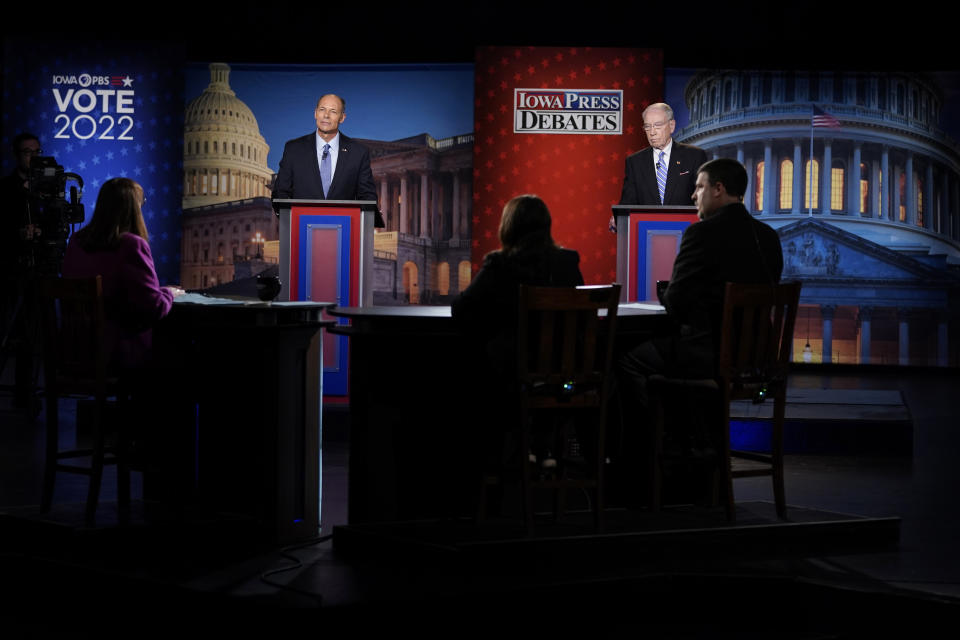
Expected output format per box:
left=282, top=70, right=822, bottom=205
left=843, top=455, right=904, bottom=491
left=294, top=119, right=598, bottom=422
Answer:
left=332, top=501, right=900, bottom=572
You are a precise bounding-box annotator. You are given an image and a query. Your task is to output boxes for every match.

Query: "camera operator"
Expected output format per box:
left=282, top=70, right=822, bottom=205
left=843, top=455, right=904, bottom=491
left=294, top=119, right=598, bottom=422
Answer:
left=1, top=133, right=42, bottom=407
left=0, top=133, right=42, bottom=272
left=2, top=133, right=83, bottom=409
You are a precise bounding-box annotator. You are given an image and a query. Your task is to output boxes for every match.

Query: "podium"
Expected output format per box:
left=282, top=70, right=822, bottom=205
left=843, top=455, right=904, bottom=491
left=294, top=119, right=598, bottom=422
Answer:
left=612, top=204, right=699, bottom=302
left=273, top=199, right=377, bottom=395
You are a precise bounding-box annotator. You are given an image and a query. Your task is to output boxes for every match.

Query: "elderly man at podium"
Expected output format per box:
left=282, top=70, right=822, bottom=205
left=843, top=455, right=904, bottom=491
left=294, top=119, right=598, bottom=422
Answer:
left=619, top=102, right=707, bottom=207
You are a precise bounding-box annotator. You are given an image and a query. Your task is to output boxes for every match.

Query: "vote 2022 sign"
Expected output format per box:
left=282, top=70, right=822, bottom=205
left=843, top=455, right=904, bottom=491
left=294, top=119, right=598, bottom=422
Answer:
left=2, top=40, right=185, bottom=285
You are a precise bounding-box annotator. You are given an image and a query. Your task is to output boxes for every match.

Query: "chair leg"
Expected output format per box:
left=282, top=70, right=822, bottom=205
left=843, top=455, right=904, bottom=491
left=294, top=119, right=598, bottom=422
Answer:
left=519, top=412, right=535, bottom=535
left=477, top=476, right=489, bottom=523
left=594, top=427, right=605, bottom=532
left=721, top=393, right=736, bottom=522
left=551, top=420, right=565, bottom=523
left=40, top=392, right=59, bottom=513
left=772, top=395, right=787, bottom=520
left=116, top=394, right=131, bottom=523
left=84, top=397, right=107, bottom=526
left=649, top=396, right=664, bottom=513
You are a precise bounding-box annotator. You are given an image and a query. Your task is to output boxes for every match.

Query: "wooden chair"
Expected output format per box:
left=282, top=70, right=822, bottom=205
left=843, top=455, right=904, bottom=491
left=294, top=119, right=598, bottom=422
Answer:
left=38, top=276, right=131, bottom=526
left=648, top=281, right=801, bottom=521
left=479, top=284, right=620, bottom=534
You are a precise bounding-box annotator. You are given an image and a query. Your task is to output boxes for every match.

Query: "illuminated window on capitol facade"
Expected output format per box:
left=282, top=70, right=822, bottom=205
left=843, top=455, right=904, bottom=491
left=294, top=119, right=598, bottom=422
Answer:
left=917, top=177, right=924, bottom=226
left=831, top=165, right=844, bottom=211
left=458, top=261, right=472, bottom=291
left=437, top=263, right=450, bottom=296
left=755, top=162, right=764, bottom=211
left=779, top=159, right=793, bottom=210
left=899, top=173, right=906, bottom=221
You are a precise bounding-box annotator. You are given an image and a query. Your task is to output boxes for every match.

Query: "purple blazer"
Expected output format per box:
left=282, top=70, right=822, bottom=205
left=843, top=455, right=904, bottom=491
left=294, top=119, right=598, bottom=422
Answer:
left=62, top=232, right=174, bottom=370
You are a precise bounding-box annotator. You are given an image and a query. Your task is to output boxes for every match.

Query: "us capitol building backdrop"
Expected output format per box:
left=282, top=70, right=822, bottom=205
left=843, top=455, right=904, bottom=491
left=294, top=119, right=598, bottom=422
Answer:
left=678, top=70, right=960, bottom=366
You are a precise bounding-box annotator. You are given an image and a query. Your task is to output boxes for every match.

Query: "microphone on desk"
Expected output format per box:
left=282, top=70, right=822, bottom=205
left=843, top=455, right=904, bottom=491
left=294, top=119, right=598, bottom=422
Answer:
left=256, top=274, right=282, bottom=301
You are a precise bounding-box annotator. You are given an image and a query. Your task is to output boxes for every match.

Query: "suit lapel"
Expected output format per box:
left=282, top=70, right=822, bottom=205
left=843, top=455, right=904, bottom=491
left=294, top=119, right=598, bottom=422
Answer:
left=663, top=143, right=684, bottom=204
left=309, top=133, right=324, bottom=195
left=326, top=134, right=351, bottom=199
left=640, top=147, right=659, bottom=203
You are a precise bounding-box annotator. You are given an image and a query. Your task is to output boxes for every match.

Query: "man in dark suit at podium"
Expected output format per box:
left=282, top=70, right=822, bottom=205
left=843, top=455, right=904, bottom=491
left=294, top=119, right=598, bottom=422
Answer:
left=273, top=94, right=383, bottom=226
left=619, top=102, right=708, bottom=206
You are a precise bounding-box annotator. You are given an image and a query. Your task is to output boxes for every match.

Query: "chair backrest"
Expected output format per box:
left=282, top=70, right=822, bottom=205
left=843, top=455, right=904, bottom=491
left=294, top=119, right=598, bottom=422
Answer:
left=716, top=281, right=802, bottom=385
left=517, top=284, right=621, bottom=391
left=39, top=276, right=108, bottom=391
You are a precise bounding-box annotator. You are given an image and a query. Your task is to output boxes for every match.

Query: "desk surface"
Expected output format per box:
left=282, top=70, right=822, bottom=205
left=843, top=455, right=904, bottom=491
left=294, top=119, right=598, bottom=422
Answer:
left=173, top=294, right=335, bottom=325
left=329, top=302, right=665, bottom=319
left=175, top=293, right=334, bottom=308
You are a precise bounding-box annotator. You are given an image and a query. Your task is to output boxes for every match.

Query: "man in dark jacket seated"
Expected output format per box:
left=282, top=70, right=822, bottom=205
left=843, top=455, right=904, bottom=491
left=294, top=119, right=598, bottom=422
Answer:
left=616, top=158, right=783, bottom=498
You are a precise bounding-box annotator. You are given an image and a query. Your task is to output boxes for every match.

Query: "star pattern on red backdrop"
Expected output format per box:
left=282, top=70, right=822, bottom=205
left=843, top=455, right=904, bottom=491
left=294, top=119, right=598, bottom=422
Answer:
left=472, top=46, right=662, bottom=283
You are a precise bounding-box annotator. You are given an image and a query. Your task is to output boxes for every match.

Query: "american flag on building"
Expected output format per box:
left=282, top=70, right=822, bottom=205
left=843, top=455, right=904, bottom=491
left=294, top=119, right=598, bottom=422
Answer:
left=812, top=106, right=841, bottom=128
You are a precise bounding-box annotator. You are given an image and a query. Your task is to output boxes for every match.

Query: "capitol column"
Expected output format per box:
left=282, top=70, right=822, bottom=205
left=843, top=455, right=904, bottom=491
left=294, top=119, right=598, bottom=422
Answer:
left=451, top=171, right=461, bottom=241
left=898, top=307, right=910, bottom=366
left=743, top=155, right=755, bottom=212
left=763, top=141, right=773, bottom=215
left=792, top=139, right=802, bottom=214
left=858, top=306, right=872, bottom=364
left=821, top=304, right=835, bottom=364
left=821, top=139, right=833, bottom=215
left=431, top=179, right=443, bottom=240
left=379, top=178, right=389, bottom=228
left=870, top=155, right=881, bottom=218
left=953, top=176, right=960, bottom=241
left=939, top=170, right=950, bottom=234
left=905, top=152, right=916, bottom=226
left=420, top=172, right=430, bottom=239
left=736, top=143, right=744, bottom=165
left=880, top=146, right=890, bottom=220
left=925, top=161, right=935, bottom=230
left=400, top=173, right=409, bottom=234
left=937, top=313, right=949, bottom=367
left=851, top=143, right=862, bottom=216
left=892, top=162, right=902, bottom=222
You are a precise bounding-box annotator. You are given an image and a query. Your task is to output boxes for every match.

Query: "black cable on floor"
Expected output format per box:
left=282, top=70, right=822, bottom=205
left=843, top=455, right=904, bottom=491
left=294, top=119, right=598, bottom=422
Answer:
left=257, top=530, right=334, bottom=605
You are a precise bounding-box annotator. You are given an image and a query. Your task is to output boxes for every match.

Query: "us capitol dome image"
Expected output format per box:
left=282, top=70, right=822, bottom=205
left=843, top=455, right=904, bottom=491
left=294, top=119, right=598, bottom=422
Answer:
left=180, top=63, right=277, bottom=289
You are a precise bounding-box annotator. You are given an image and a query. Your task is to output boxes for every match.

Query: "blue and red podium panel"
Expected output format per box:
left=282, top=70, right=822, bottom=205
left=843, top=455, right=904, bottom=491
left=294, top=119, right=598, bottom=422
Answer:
left=275, top=199, right=377, bottom=396
left=612, top=205, right=699, bottom=302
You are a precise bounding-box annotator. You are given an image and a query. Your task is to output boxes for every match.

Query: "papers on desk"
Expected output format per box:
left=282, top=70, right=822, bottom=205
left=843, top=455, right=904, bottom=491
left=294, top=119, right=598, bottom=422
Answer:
left=175, top=293, right=242, bottom=305
left=620, top=302, right=665, bottom=311
left=175, top=293, right=332, bottom=308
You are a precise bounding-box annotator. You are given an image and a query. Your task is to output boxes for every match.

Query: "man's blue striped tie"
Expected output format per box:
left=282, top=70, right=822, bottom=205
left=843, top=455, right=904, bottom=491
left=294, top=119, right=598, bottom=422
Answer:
left=321, top=143, right=331, bottom=198
left=656, top=149, right=666, bottom=204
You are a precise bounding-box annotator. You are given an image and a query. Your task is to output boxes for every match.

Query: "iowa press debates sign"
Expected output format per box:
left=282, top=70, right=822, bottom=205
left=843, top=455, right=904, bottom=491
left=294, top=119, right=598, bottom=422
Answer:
left=514, top=88, right=623, bottom=134
left=474, top=46, right=660, bottom=283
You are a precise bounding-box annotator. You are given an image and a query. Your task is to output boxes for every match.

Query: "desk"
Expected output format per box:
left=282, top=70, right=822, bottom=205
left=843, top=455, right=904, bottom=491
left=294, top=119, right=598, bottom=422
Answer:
left=330, top=303, right=667, bottom=524
left=155, top=296, right=333, bottom=543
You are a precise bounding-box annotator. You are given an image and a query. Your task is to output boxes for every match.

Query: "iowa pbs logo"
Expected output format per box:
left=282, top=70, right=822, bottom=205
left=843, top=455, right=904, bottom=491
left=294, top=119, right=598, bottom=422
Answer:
left=514, top=89, right=623, bottom=135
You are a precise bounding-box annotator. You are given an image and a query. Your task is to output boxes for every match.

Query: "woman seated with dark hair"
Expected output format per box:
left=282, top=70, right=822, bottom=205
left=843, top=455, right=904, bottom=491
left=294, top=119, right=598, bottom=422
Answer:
left=452, top=194, right=583, bottom=349
left=452, top=195, right=584, bottom=496
left=62, top=177, right=184, bottom=371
